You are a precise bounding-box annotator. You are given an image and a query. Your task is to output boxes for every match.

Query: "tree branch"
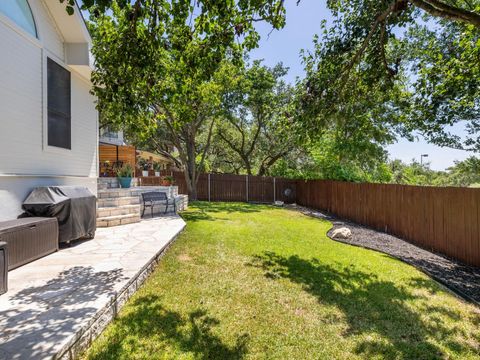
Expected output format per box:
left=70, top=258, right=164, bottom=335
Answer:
left=247, top=110, right=263, bottom=157
left=410, top=0, right=480, bottom=26
left=196, top=117, right=216, bottom=182
left=151, top=138, right=183, bottom=168
left=339, top=0, right=401, bottom=89
left=218, top=131, right=243, bottom=155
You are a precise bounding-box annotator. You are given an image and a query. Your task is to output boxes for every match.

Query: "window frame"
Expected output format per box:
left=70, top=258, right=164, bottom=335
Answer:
left=0, top=0, right=39, bottom=43
left=42, top=51, right=73, bottom=154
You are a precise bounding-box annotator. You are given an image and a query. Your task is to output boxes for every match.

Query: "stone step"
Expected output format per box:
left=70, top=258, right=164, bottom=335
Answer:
left=97, top=213, right=141, bottom=228
left=97, top=204, right=141, bottom=218
left=98, top=178, right=120, bottom=189
left=97, top=196, right=140, bottom=208
left=97, top=188, right=135, bottom=199
left=97, top=182, right=109, bottom=190
left=98, top=187, right=176, bottom=199
left=98, top=184, right=120, bottom=190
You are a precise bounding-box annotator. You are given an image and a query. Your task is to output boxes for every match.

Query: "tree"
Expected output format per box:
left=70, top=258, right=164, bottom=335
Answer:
left=271, top=126, right=393, bottom=183
left=212, top=61, right=298, bottom=176
left=88, top=1, right=286, bottom=199
left=400, top=21, right=480, bottom=150
left=300, top=0, right=480, bottom=151
left=388, top=159, right=440, bottom=185
left=444, top=156, right=480, bottom=186
left=388, top=157, right=480, bottom=187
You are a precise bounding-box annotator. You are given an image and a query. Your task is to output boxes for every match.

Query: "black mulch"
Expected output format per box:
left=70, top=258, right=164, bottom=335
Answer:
left=287, top=204, right=480, bottom=306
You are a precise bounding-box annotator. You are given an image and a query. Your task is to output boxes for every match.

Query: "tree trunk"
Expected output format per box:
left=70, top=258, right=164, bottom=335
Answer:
left=184, top=135, right=199, bottom=201
left=257, top=151, right=288, bottom=176
left=244, top=158, right=253, bottom=176
left=185, top=171, right=198, bottom=201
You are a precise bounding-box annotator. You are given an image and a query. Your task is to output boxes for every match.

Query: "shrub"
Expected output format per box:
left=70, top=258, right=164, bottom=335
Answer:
left=116, top=163, right=134, bottom=178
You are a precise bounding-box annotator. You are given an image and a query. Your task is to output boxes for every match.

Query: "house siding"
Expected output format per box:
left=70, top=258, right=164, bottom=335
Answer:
left=31, top=1, right=65, bottom=60
left=0, top=0, right=98, bottom=221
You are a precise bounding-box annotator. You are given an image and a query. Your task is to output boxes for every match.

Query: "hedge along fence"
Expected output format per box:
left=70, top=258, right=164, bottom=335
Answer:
left=296, top=180, right=480, bottom=267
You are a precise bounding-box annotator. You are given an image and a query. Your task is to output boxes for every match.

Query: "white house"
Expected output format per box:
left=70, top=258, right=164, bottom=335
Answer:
left=0, top=0, right=98, bottom=221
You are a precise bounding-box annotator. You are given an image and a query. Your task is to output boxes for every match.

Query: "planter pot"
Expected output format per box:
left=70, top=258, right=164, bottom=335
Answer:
left=142, top=171, right=149, bottom=177
left=155, top=172, right=160, bottom=177
left=118, top=177, right=132, bottom=188
left=160, top=180, right=171, bottom=186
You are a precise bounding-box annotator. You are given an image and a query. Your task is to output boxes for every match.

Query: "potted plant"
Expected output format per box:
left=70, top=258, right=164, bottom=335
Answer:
left=116, top=163, right=134, bottom=188
left=161, top=175, right=175, bottom=186
left=153, top=162, right=162, bottom=177
left=138, top=158, right=150, bottom=177
left=166, top=175, right=175, bottom=185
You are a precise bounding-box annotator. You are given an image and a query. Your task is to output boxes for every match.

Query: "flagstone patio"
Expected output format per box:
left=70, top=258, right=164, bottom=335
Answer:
left=0, top=215, right=186, bottom=360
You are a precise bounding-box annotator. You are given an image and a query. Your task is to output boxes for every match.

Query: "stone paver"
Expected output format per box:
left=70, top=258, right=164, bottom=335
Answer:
left=0, top=215, right=186, bottom=360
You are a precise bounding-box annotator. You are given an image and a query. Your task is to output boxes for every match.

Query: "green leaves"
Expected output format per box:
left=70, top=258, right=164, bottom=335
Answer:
left=59, top=0, right=75, bottom=15
left=211, top=60, right=297, bottom=176
left=90, top=0, right=287, bottom=133
left=298, top=0, right=480, bottom=154
left=388, top=156, right=480, bottom=187
left=88, top=0, right=287, bottom=197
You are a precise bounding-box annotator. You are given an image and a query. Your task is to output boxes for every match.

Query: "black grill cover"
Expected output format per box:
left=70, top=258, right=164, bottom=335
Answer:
left=22, top=186, right=96, bottom=243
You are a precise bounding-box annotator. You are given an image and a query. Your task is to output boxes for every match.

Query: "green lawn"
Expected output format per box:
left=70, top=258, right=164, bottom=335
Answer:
left=85, top=202, right=480, bottom=360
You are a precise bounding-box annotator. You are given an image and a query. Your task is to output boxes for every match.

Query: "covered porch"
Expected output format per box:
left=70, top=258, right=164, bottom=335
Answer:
left=99, top=143, right=174, bottom=178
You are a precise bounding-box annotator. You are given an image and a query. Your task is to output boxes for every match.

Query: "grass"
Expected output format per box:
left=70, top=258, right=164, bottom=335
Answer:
left=84, top=202, right=480, bottom=359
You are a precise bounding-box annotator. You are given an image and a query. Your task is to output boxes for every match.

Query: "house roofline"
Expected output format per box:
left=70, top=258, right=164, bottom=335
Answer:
left=43, top=0, right=91, bottom=44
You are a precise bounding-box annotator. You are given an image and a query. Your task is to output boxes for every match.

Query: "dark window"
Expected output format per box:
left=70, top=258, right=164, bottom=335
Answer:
left=47, top=58, right=71, bottom=149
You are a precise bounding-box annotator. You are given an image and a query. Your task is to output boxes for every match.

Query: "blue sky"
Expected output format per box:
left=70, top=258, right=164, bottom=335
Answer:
left=250, top=0, right=472, bottom=170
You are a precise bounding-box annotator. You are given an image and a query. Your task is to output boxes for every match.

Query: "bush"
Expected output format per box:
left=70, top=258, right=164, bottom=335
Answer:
left=164, top=175, right=175, bottom=184
left=116, top=163, right=134, bottom=178
left=153, top=162, right=162, bottom=171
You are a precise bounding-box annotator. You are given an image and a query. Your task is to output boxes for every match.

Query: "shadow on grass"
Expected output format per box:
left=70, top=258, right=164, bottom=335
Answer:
left=182, top=201, right=265, bottom=222
left=249, top=251, right=478, bottom=359
left=87, top=295, right=248, bottom=360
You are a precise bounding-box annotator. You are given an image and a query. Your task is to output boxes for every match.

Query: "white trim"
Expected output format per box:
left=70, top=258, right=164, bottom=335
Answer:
left=43, top=45, right=65, bottom=67
left=69, top=67, right=93, bottom=86
left=73, top=3, right=92, bottom=43
left=0, top=173, right=97, bottom=179
left=0, top=8, right=41, bottom=48
left=42, top=50, right=73, bottom=155
left=40, top=0, right=65, bottom=42
left=41, top=0, right=91, bottom=44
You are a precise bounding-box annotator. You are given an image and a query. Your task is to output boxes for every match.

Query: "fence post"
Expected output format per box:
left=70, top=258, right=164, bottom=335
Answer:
left=208, top=173, right=211, bottom=202
left=273, top=177, right=276, bottom=203
left=246, top=175, right=249, bottom=203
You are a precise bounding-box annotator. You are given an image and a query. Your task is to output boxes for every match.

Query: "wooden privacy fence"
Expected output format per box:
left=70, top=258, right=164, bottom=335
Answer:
left=139, top=171, right=480, bottom=266
left=163, top=172, right=297, bottom=204
left=99, top=143, right=136, bottom=177
left=296, top=180, right=480, bottom=267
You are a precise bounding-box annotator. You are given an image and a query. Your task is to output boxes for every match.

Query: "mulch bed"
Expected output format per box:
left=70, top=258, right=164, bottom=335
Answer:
left=287, top=204, right=480, bottom=306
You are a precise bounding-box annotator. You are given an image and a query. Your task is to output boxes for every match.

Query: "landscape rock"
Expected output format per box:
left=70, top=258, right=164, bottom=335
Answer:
left=331, top=227, right=352, bottom=239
